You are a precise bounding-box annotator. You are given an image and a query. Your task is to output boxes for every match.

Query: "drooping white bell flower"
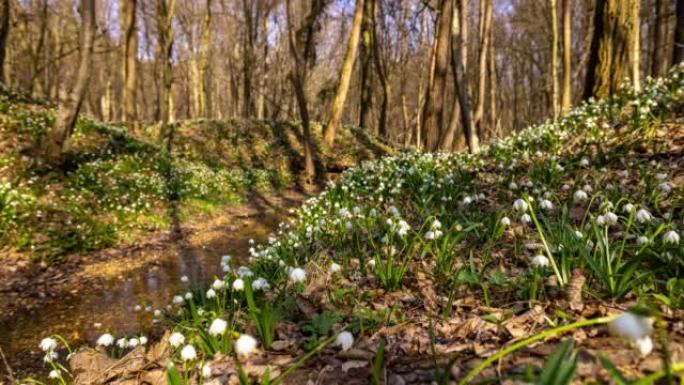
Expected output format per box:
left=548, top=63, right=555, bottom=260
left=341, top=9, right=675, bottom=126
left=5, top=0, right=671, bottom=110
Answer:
left=335, top=331, right=354, bottom=351
left=97, top=333, right=114, bottom=347
left=663, top=230, right=680, bottom=244
left=209, top=318, right=228, bottom=336
left=169, top=332, right=185, bottom=348
left=531, top=255, right=550, bottom=268
left=235, top=334, right=258, bottom=357
left=289, top=267, right=306, bottom=283
left=180, top=344, right=197, bottom=361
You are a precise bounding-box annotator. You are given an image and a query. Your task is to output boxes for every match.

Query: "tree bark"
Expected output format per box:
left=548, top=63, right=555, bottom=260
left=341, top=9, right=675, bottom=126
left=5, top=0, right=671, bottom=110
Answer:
left=0, top=0, right=8, bottom=84
left=561, top=0, right=572, bottom=112
left=631, top=0, right=640, bottom=91
left=421, top=0, right=453, bottom=152
left=551, top=0, right=560, bottom=119
left=358, top=0, right=374, bottom=131
left=43, top=0, right=95, bottom=166
left=242, top=0, right=257, bottom=117
left=121, top=0, right=138, bottom=129
left=372, top=1, right=390, bottom=139
left=652, top=0, right=669, bottom=75
left=473, top=0, right=492, bottom=140
left=673, top=0, right=684, bottom=65
left=584, top=0, right=632, bottom=98
left=323, top=0, right=364, bottom=148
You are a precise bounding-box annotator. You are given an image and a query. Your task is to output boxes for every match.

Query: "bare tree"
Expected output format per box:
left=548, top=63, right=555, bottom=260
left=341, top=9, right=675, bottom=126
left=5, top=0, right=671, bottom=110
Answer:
left=43, top=0, right=95, bottom=165
left=473, top=0, right=492, bottom=139
left=0, top=0, right=8, bottom=84
left=652, top=0, right=669, bottom=76
left=551, top=0, right=559, bottom=119
left=561, top=0, right=571, bottom=112
left=674, top=0, right=684, bottom=65
left=323, top=0, right=364, bottom=148
left=358, top=0, right=374, bottom=131
left=631, top=0, right=640, bottom=91
left=121, top=0, right=138, bottom=128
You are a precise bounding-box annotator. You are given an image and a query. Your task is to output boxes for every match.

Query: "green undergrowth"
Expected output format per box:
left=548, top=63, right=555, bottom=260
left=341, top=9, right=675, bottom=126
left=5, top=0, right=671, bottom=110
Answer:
left=0, top=90, right=393, bottom=262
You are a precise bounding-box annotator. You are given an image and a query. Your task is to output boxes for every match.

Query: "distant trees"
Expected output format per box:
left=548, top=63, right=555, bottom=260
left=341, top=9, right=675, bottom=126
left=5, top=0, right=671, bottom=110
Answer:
left=0, top=0, right=9, bottom=84
left=561, top=0, right=571, bottom=113
left=674, top=0, right=684, bottom=65
left=121, top=0, right=139, bottom=129
left=43, top=0, right=95, bottom=165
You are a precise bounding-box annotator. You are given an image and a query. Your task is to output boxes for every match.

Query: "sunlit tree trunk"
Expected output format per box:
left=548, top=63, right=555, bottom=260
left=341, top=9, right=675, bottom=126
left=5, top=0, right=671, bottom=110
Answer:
left=421, top=0, right=453, bottom=152
left=561, top=0, right=572, bottom=113
left=358, top=0, right=374, bottom=131
left=242, top=0, right=256, bottom=117
left=157, top=0, right=175, bottom=146
left=551, top=0, right=559, bottom=119
left=631, top=0, right=640, bottom=91
left=372, top=0, right=390, bottom=139
left=323, top=0, right=364, bottom=148
left=122, top=0, right=138, bottom=129
left=473, top=0, right=492, bottom=139
left=43, top=0, right=95, bottom=166
left=652, top=0, right=669, bottom=76
left=489, top=22, right=497, bottom=136
left=0, top=0, right=9, bottom=84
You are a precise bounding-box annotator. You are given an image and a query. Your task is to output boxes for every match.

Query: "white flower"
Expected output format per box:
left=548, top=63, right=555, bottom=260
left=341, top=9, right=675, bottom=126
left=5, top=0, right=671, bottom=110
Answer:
left=500, top=217, right=511, bottom=227
left=289, top=267, right=306, bottom=283
left=636, top=336, right=654, bottom=356
left=637, top=235, right=649, bottom=245
left=43, top=351, right=58, bottom=363
left=335, top=331, right=354, bottom=351
left=636, top=209, right=652, bottom=223
left=154, top=309, right=163, bottom=317
left=235, top=334, right=258, bottom=357
left=180, top=275, right=189, bottom=283
left=655, top=172, right=668, bottom=181
left=513, top=199, right=528, bottom=212
left=540, top=199, right=554, bottom=211
left=509, top=181, right=518, bottom=190
left=521, top=214, right=531, bottom=224
left=580, top=158, right=590, bottom=167
left=573, top=190, right=588, bottom=202
left=128, top=338, right=140, bottom=348
left=97, top=333, right=114, bottom=347
left=531, top=254, right=549, bottom=268
left=212, top=279, right=225, bottom=290
left=116, top=338, right=128, bottom=349
left=209, top=318, right=228, bottom=336
left=232, top=278, right=245, bottom=291
left=48, top=369, right=60, bottom=379
left=610, top=312, right=652, bottom=340
left=180, top=344, right=197, bottom=361
left=172, top=295, right=184, bottom=305
left=169, top=332, right=185, bottom=348
left=40, top=337, right=58, bottom=352
left=184, top=292, right=193, bottom=300
left=206, top=288, right=216, bottom=298
left=139, top=336, right=148, bottom=345
left=252, top=277, right=271, bottom=291
left=329, top=262, right=341, bottom=274
left=622, top=203, right=634, bottom=213
left=663, top=230, right=680, bottom=244
left=659, top=182, right=672, bottom=193
left=202, top=363, right=212, bottom=378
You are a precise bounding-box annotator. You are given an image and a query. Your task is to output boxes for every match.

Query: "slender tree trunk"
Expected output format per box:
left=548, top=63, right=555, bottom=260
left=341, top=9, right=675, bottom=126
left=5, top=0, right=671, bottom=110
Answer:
left=157, top=0, right=176, bottom=146
left=473, top=0, right=492, bottom=140
left=372, top=2, right=390, bottom=139
left=673, top=0, right=684, bottom=65
left=122, top=0, right=138, bottom=129
left=631, top=0, right=640, bottom=91
left=323, top=0, right=364, bottom=147
left=358, top=0, right=374, bottom=130
left=242, top=0, right=256, bottom=117
left=551, top=0, right=560, bottom=119
left=488, top=23, right=497, bottom=137
left=43, top=0, right=95, bottom=166
left=561, top=0, right=572, bottom=113
left=653, top=0, right=669, bottom=75
left=0, top=0, right=9, bottom=84
left=199, top=0, right=212, bottom=117
left=421, top=0, right=453, bottom=152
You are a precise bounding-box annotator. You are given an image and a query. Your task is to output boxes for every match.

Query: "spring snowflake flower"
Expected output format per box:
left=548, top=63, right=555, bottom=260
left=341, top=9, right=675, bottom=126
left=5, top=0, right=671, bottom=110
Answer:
left=500, top=217, right=511, bottom=227
left=128, top=338, right=140, bottom=348
left=252, top=277, right=270, bottom=291
left=206, top=288, right=216, bottom=298
left=335, top=331, right=354, bottom=351
left=232, top=278, right=245, bottom=291
left=635, top=209, right=652, bottom=223
left=521, top=214, right=532, bottom=224
left=209, top=318, right=228, bottom=336
left=531, top=255, right=550, bottom=268
left=396, top=220, right=410, bottom=236
left=43, top=351, right=58, bottom=363
left=329, top=262, right=342, bottom=274
left=513, top=199, right=528, bottom=212
left=580, top=158, right=590, bottom=167
left=622, top=203, right=634, bottom=213
left=609, top=312, right=654, bottom=356
left=169, top=332, right=185, bottom=348
left=154, top=309, right=163, bottom=318
left=184, top=292, right=193, bottom=300
left=139, top=336, right=148, bottom=345
left=637, top=235, right=649, bottom=245
left=202, top=363, right=212, bottom=378
left=235, top=334, right=258, bottom=357
left=663, top=230, right=680, bottom=244
left=573, top=190, right=588, bottom=202
left=172, top=295, right=184, bottom=305
left=180, top=344, right=197, bottom=361
left=655, top=172, right=668, bottom=181
left=212, top=279, right=225, bottom=290
left=659, top=182, right=672, bottom=193
left=180, top=275, right=189, bottom=283
left=289, top=267, right=306, bottom=283
left=97, top=333, right=114, bottom=347
left=48, top=370, right=60, bottom=379
left=540, top=199, right=554, bottom=211
left=116, top=338, right=128, bottom=349
left=40, top=337, right=57, bottom=352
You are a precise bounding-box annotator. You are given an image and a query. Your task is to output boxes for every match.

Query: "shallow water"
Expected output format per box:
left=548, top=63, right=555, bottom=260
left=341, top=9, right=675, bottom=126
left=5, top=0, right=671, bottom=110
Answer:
left=0, top=194, right=301, bottom=377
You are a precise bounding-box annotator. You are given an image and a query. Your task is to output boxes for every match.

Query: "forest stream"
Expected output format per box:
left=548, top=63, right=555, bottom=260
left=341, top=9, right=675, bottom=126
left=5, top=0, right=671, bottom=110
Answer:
left=0, top=190, right=309, bottom=377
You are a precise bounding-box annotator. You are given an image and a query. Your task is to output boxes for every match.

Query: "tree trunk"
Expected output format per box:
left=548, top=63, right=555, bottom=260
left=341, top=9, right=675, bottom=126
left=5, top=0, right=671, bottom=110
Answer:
left=122, top=0, right=138, bottom=129
left=473, top=0, right=492, bottom=140
left=653, top=0, right=669, bottom=75
left=0, top=0, right=9, bottom=84
left=242, top=0, right=256, bottom=117
left=157, top=0, right=175, bottom=146
left=443, top=0, right=478, bottom=153
left=561, top=0, right=572, bottom=112
left=323, top=0, right=364, bottom=148
left=631, top=0, right=640, bottom=91
left=372, top=1, right=390, bottom=139
left=488, top=21, right=497, bottom=137
left=421, top=0, right=453, bottom=152
left=584, top=0, right=633, bottom=98
left=358, top=0, right=374, bottom=131
left=551, top=0, right=559, bottom=119
left=43, top=0, right=95, bottom=166
left=673, top=0, right=684, bottom=65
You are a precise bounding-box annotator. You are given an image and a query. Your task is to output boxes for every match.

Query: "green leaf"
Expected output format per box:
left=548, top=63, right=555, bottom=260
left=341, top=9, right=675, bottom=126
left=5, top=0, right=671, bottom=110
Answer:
left=598, top=355, right=632, bottom=385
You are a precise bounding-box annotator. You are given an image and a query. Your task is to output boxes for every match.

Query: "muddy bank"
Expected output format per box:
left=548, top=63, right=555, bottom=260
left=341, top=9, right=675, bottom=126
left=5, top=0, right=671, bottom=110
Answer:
left=0, top=190, right=309, bottom=378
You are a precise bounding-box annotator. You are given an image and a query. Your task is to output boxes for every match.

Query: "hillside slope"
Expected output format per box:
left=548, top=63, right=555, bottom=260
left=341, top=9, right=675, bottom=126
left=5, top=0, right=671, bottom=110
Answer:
left=0, top=89, right=394, bottom=261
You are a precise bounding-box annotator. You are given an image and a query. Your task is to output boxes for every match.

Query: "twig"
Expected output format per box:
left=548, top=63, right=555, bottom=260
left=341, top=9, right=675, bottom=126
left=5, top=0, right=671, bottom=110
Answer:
left=0, top=344, right=16, bottom=384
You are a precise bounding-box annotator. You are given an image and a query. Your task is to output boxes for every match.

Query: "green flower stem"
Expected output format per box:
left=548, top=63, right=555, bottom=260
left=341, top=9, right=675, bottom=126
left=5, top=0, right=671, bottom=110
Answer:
left=457, top=315, right=615, bottom=385
left=272, top=328, right=346, bottom=385
left=526, top=197, right=565, bottom=286
left=635, top=362, right=684, bottom=385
